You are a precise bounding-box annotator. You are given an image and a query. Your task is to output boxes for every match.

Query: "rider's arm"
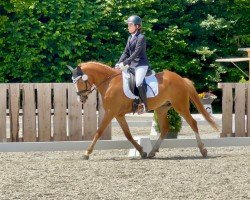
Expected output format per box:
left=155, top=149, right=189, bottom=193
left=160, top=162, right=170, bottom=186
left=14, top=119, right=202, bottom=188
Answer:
left=123, top=35, right=145, bottom=66
left=118, top=38, right=130, bottom=63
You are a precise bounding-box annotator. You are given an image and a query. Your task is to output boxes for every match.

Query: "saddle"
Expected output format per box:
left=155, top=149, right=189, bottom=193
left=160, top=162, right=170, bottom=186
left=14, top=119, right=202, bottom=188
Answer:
left=127, top=67, right=153, bottom=114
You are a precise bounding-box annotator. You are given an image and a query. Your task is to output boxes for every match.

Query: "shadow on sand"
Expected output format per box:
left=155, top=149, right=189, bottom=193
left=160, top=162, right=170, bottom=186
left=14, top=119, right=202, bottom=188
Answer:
left=146, top=155, right=221, bottom=161
left=90, top=155, right=222, bottom=162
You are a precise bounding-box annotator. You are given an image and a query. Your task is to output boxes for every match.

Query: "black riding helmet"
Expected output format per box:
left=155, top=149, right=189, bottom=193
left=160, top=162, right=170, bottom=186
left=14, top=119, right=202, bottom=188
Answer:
left=125, top=15, right=142, bottom=25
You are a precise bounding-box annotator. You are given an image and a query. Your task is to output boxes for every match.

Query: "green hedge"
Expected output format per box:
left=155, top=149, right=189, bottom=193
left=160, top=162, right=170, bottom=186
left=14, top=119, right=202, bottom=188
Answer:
left=0, top=0, right=249, bottom=91
left=154, top=108, right=182, bottom=139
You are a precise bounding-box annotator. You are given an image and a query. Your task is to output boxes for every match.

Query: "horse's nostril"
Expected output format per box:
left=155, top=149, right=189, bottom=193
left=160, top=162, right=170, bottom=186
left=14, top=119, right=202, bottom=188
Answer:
left=80, top=95, right=88, bottom=103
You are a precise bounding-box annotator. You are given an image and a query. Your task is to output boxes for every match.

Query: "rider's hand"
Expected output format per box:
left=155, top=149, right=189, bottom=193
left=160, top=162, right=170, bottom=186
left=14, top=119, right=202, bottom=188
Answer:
left=118, top=62, right=129, bottom=71
left=115, top=63, right=120, bottom=69
left=115, top=62, right=124, bottom=70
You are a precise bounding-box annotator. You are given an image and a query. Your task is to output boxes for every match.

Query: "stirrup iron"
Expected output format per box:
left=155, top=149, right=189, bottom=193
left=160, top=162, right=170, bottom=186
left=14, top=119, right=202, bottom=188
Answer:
left=137, top=103, right=146, bottom=115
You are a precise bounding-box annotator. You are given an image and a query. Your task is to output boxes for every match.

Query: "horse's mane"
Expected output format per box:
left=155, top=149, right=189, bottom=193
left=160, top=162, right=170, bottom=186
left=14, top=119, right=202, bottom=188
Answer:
left=83, top=61, right=117, bottom=74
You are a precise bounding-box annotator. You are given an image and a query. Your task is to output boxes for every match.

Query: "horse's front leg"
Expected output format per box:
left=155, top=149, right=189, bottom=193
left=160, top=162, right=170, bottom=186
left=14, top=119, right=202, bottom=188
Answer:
left=116, top=115, right=147, bottom=158
left=83, top=111, right=114, bottom=160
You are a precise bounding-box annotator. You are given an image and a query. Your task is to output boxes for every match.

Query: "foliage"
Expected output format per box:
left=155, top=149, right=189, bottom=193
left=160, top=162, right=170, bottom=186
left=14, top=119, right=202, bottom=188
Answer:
left=0, top=0, right=104, bottom=82
left=239, top=76, right=250, bottom=83
left=153, top=108, right=182, bottom=138
left=0, top=0, right=249, bottom=89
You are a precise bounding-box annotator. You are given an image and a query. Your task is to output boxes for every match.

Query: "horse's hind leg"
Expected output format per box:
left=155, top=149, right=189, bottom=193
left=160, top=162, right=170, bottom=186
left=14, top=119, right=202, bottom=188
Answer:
left=148, top=105, right=170, bottom=158
left=116, top=115, right=147, bottom=158
left=175, top=106, right=207, bottom=157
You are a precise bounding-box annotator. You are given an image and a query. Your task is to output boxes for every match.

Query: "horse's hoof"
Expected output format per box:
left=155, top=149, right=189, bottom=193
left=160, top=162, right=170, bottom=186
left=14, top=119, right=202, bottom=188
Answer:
left=83, top=154, right=89, bottom=160
left=140, top=152, right=147, bottom=159
left=147, top=152, right=156, bottom=158
left=201, top=148, right=208, bottom=158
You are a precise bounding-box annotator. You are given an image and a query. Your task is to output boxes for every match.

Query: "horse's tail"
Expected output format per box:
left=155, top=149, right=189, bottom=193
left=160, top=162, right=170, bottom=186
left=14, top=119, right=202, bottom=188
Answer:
left=184, top=78, right=219, bottom=131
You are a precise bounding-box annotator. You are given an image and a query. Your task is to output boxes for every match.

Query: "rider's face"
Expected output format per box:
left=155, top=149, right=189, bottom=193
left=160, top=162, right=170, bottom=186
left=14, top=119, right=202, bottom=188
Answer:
left=128, top=23, right=138, bottom=34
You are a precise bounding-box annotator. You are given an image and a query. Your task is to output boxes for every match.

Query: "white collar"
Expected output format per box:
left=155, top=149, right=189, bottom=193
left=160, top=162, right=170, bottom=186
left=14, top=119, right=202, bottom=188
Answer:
left=131, top=32, right=137, bottom=39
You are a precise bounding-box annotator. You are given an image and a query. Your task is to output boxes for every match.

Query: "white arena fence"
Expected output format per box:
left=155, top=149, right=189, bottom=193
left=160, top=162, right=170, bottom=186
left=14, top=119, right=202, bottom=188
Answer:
left=0, top=138, right=249, bottom=153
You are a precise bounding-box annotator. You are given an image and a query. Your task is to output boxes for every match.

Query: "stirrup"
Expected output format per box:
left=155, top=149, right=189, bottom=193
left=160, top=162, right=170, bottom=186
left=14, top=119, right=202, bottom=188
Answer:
left=137, top=103, right=146, bottom=115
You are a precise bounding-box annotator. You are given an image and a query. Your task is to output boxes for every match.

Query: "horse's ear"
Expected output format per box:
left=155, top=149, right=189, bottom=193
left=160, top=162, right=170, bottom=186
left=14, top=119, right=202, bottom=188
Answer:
left=67, top=65, right=74, bottom=72
left=77, top=66, right=83, bottom=75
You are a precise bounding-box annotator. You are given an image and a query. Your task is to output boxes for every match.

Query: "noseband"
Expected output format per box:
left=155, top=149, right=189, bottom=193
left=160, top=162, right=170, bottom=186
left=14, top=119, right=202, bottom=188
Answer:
left=76, top=80, right=92, bottom=96
left=72, top=76, right=93, bottom=96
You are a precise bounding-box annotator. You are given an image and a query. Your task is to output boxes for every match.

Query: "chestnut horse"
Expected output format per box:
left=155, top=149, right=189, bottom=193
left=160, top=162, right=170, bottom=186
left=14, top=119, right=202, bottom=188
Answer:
left=68, top=62, right=218, bottom=160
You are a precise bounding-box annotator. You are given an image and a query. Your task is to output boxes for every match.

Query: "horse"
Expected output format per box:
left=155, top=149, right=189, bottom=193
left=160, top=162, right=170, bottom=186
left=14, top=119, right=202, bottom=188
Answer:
left=67, top=61, right=218, bottom=160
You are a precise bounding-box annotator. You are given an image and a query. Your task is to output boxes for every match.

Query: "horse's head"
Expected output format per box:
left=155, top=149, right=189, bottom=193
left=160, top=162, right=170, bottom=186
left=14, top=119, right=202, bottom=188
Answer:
left=67, top=65, right=93, bottom=104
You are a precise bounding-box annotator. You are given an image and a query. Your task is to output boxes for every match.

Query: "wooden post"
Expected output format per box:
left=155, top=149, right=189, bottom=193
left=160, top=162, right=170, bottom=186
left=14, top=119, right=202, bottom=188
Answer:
left=0, top=84, right=8, bottom=142
left=22, top=84, right=36, bottom=142
left=220, top=83, right=233, bottom=137
left=36, top=84, right=52, bottom=141
left=234, top=83, right=246, bottom=137
left=243, top=49, right=250, bottom=79
left=247, top=84, right=250, bottom=137
left=67, top=84, right=83, bottom=141
left=9, top=84, right=20, bottom=142
left=246, top=50, right=250, bottom=79
left=53, top=83, right=67, bottom=141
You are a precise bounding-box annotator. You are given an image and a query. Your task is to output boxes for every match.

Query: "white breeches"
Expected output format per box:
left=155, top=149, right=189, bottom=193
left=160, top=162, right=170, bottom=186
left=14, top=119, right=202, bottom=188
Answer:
left=135, top=65, right=149, bottom=87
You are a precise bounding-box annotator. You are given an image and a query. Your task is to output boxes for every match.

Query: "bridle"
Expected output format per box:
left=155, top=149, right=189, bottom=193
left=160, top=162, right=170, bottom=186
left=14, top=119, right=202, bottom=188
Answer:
left=73, top=72, right=121, bottom=98
left=75, top=80, right=92, bottom=96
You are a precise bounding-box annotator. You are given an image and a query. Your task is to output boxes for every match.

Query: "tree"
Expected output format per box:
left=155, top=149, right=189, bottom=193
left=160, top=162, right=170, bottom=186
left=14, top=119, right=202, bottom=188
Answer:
left=0, top=0, right=249, bottom=89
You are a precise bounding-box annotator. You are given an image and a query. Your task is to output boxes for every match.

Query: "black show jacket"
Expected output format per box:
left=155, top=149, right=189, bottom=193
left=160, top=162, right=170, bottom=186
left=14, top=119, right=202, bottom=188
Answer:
left=118, top=32, right=150, bottom=70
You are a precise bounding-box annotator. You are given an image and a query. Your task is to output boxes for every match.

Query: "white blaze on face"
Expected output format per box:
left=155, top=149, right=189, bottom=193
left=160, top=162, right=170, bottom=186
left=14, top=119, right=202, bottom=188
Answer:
left=74, top=84, right=81, bottom=102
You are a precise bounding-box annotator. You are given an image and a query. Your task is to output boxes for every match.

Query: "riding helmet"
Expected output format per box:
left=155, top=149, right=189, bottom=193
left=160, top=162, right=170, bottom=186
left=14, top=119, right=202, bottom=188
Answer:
left=125, top=15, right=142, bottom=25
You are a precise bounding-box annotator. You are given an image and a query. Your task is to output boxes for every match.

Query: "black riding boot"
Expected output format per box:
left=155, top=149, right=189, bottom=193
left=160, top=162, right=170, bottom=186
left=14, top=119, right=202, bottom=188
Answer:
left=138, top=84, right=148, bottom=112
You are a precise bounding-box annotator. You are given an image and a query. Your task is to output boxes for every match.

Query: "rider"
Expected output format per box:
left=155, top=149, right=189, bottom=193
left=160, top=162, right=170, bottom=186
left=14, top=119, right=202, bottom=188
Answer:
left=116, top=15, right=151, bottom=113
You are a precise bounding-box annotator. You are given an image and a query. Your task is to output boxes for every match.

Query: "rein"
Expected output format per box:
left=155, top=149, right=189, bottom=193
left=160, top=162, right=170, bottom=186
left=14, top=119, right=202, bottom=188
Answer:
left=77, top=72, right=122, bottom=96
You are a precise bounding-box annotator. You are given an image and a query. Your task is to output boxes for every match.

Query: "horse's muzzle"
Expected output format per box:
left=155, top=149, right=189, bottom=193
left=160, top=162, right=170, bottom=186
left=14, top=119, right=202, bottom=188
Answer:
left=79, top=94, right=88, bottom=104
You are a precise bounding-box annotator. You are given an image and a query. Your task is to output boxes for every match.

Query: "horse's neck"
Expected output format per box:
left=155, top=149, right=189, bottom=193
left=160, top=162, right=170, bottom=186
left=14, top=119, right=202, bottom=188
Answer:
left=85, top=62, right=116, bottom=92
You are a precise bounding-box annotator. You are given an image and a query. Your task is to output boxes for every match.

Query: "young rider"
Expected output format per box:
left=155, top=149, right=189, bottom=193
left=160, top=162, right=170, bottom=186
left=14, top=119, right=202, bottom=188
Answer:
left=116, top=15, right=151, bottom=113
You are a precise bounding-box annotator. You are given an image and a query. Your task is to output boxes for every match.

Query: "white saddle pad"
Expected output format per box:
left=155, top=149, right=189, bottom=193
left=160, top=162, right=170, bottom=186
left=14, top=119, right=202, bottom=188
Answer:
left=122, top=71, right=158, bottom=99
